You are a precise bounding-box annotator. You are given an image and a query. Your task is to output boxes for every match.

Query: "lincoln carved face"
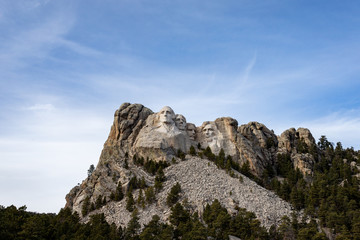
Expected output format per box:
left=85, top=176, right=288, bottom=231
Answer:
left=175, top=114, right=186, bottom=131
left=159, top=106, right=175, bottom=124
left=203, top=124, right=215, bottom=139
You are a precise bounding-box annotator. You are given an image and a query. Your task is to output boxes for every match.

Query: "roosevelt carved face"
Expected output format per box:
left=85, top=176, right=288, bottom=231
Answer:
left=175, top=114, right=186, bottom=131
left=159, top=106, right=175, bottom=124
left=186, top=123, right=196, bottom=140
left=203, top=124, right=215, bottom=139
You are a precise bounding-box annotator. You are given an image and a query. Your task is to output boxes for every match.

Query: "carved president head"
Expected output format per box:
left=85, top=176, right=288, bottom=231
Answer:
left=202, top=121, right=216, bottom=139
left=175, top=114, right=186, bottom=131
left=186, top=123, right=196, bottom=140
left=158, top=106, right=175, bottom=124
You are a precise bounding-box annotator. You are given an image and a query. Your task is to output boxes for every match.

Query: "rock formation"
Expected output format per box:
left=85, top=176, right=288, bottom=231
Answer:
left=65, top=102, right=322, bottom=230
left=278, top=127, right=317, bottom=176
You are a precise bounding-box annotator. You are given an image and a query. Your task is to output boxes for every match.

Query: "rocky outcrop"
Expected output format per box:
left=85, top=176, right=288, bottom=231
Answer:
left=104, top=103, right=153, bottom=155
left=65, top=102, right=321, bottom=231
left=278, top=127, right=317, bottom=176
left=237, top=122, right=278, bottom=175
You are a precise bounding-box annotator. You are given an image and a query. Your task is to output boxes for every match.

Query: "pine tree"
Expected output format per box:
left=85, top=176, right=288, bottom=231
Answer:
left=87, top=164, right=95, bottom=177
left=166, top=182, right=182, bottom=207
left=139, top=176, right=146, bottom=189
left=145, top=187, right=156, bottom=204
left=81, top=196, right=90, bottom=217
left=169, top=203, right=190, bottom=227
left=155, top=167, right=165, bottom=192
left=137, top=189, right=145, bottom=209
left=125, top=209, right=140, bottom=240
left=115, top=181, right=124, bottom=201
left=189, top=146, right=196, bottom=156
left=126, top=192, right=135, bottom=212
left=95, top=195, right=103, bottom=209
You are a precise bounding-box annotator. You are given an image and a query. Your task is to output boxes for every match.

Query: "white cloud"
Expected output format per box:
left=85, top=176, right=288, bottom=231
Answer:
left=0, top=104, right=112, bottom=212
left=27, top=103, right=55, bottom=111
left=301, top=110, right=360, bottom=149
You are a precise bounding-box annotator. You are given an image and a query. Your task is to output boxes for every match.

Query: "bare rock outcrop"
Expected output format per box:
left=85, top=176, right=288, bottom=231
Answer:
left=237, top=122, right=278, bottom=175
left=278, top=127, right=317, bottom=176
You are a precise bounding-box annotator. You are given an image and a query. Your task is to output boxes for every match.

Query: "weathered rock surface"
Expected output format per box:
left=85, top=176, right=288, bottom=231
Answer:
left=278, top=127, right=317, bottom=176
left=65, top=102, right=321, bottom=230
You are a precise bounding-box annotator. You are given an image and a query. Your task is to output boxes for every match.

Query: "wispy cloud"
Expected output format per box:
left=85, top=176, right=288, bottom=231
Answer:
left=300, top=110, right=360, bottom=149
left=0, top=1, right=76, bottom=71
left=26, top=103, right=55, bottom=111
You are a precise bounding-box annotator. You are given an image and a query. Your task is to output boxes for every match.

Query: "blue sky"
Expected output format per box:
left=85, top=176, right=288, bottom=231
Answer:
left=1, top=0, right=360, bottom=213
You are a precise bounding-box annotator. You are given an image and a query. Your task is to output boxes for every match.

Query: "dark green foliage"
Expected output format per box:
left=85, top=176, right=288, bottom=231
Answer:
left=112, top=181, right=124, bottom=201
left=81, top=196, right=90, bottom=216
left=139, top=176, right=147, bottom=189
left=239, top=160, right=252, bottom=178
left=199, top=147, right=241, bottom=179
left=137, top=189, right=145, bottom=209
left=177, top=149, right=186, bottom=160
left=88, top=164, right=95, bottom=177
left=203, top=146, right=216, bottom=161
left=0, top=205, right=123, bottom=240
left=125, top=209, right=141, bottom=240
left=296, top=137, right=309, bottom=154
left=166, top=182, right=182, bottom=207
left=276, top=153, right=293, bottom=177
left=126, top=192, right=135, bottom=212
left=128, top=176, right=139, bottom=191
left=169, top=203, right=190, bottom=227
left=189, top=145, right=196, bottom=156
left=139, top=215, right=173, bottom=240
left=145, top=186, right=156, bottom=204
left=154, top=167, right=166, bottom=192
left=95, top=195, right=104, bottom=209
left=260, top=136, right=360, bottom=237
left=137, top=158, right=169, bottom=175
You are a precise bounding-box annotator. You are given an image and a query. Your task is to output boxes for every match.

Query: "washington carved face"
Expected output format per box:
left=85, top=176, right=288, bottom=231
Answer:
left=186, top=123, right=196, bottom=140
left=159, top=106, right=175, bottom=124
left=203, top=124, right=215, bottom=139
left=175, top=114, right=186, bottom=131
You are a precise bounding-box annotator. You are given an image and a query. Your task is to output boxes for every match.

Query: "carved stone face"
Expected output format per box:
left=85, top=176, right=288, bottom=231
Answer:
left=203, top=124, right=215, bottom=139
left=159, top=106, right=175, bottom=124
left=175, top=114, right=186, bottom=131
left=186, top=123, right=196, bottom=140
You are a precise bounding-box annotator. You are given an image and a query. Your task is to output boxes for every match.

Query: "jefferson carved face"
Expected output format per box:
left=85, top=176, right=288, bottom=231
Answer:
left=159, top=106, right=175, bottom=124
left=186, top=123, right=196, bottom=140
left=203, top=124, right=215, bottom=139
left=175, top=114, right=186, bottom=131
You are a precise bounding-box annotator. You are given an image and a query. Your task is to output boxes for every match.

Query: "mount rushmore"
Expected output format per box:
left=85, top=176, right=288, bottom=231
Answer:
left=65, top=103, right=317, bottom=229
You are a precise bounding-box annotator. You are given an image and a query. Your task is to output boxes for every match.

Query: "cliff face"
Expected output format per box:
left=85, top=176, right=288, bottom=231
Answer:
left=65, top=103, right=318, bottom=229
left=278, top=127, right=317, bottom=177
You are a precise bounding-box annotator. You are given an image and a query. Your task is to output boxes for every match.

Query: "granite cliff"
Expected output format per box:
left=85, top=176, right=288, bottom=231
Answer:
left=66, top=103, right=318, bottom=229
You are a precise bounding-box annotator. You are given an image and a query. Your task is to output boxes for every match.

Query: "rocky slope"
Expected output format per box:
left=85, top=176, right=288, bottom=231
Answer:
left=84, top=157, right=293, bottom=229
left=65, top=102, right=318, bottom=229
